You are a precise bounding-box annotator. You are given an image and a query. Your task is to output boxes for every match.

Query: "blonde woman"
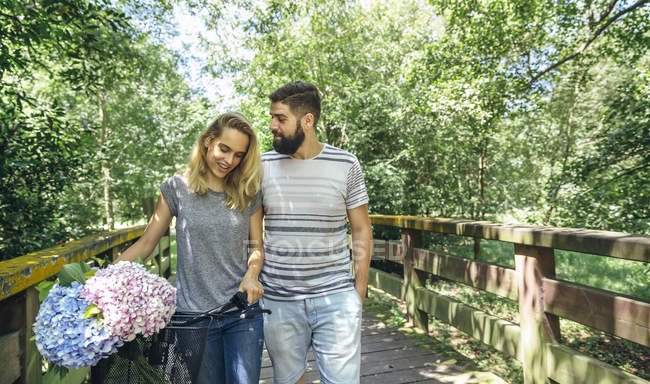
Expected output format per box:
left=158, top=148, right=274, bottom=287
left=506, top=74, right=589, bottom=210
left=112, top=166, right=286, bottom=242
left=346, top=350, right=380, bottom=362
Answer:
left=116, top=112, right=264, bottom=383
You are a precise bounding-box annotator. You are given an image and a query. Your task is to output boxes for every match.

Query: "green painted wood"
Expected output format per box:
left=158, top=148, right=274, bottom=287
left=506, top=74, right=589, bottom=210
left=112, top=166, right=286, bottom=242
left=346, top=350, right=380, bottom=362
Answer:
left=546, top=344, right=649, bottom=384
left=415, top=286, right=522, bottom=360
left=375, top=244, right=649, bottom=346
left=368, top=266, right=650, bottom=384
left=369, top=268, right=522, bottom=359
left=367, top=268, right=403, bottom=298
left=370, top=215, right=650, bottom=262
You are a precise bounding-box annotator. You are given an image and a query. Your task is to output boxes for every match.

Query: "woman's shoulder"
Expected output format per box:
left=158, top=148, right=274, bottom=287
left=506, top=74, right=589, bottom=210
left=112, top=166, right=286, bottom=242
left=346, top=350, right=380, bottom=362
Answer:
left=161, top=173, right=189, bottom=192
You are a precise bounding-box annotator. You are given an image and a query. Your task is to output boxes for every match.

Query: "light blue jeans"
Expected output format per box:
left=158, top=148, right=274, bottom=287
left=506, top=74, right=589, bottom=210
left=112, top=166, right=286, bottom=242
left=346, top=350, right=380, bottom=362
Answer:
left=262, top=290, right=362, bottom=384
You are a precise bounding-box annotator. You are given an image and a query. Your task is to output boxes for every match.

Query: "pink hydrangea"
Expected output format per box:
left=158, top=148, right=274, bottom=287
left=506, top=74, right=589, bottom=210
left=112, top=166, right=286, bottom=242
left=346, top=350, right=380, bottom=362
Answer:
left=80, top=262, right=176, bottom=341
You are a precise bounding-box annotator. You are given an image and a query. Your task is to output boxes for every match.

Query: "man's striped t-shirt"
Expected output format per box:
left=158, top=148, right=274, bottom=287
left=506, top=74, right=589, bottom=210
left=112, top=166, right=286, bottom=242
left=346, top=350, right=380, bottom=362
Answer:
left=260, top=144, right=369, bottom=301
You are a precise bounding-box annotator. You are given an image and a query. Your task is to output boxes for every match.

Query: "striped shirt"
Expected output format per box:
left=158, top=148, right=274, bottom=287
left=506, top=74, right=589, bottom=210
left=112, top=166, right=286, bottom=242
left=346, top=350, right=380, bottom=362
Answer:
left=261, top=144, right=369, bottom=300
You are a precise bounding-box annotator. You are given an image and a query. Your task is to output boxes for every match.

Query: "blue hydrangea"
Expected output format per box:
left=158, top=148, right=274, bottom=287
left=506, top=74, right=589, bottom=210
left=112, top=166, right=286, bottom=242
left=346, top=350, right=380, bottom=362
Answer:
left=33, top=282, right=123, bottom=369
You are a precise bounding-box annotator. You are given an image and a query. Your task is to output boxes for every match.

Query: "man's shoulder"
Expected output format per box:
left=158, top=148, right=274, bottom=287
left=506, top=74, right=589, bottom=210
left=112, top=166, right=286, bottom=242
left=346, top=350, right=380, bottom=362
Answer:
left=319, top=144, right=359, bottom=164
left=261, top=150, right=291, bottom=162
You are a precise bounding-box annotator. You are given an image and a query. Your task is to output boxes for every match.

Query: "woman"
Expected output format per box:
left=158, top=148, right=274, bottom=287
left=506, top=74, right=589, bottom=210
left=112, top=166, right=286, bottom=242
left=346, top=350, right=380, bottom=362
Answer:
left=116, top=112, right=264, bottom=384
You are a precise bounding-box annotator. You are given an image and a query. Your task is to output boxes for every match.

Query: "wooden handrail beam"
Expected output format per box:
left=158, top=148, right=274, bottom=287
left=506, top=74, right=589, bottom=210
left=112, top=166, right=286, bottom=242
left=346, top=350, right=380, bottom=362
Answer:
left=370, top=215, right=650, bottom=262
left=0, top=226, right=145, bottom=301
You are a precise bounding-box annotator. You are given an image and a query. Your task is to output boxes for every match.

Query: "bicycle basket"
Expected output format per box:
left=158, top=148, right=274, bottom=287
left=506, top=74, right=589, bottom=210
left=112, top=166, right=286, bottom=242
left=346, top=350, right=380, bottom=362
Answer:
left=91, top=314, right=211, bottom=384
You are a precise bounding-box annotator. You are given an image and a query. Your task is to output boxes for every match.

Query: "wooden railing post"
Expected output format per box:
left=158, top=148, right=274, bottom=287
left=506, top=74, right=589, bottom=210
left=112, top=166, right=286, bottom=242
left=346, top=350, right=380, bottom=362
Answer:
left=0, top=287, right=42, bottom=384
left=515, top=244, right=560, bottom=384
left=402, top=228, right=428, bottom=331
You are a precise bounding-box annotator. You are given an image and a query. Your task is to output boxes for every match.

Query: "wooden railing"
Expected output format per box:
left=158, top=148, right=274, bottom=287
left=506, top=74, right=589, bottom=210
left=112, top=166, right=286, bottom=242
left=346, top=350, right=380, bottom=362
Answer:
left=367, top=215, right=650, bottom=384
left=0, top=225, right=171, bottom=384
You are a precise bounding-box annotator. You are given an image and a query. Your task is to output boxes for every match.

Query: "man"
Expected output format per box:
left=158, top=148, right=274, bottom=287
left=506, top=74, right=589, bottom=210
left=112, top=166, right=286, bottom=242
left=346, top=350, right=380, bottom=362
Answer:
left=260, top=81, right=372, bottom=384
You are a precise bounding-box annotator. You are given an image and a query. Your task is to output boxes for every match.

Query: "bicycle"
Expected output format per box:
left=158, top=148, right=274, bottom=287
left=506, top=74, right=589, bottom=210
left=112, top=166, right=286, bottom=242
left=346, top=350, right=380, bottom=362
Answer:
left=91, top=292, right=271, bottom=383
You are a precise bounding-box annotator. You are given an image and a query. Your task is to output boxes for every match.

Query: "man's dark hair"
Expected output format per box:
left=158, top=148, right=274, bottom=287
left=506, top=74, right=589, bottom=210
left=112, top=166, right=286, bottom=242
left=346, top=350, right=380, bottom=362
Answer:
left=269, top=81, right=321, bottom=127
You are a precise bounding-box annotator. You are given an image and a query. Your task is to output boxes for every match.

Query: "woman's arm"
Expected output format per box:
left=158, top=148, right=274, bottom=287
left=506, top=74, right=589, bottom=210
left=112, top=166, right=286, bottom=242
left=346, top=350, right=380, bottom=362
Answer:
left=238, top=206, right=264, bottom=304
left=115, top=191, right=173, bottom=263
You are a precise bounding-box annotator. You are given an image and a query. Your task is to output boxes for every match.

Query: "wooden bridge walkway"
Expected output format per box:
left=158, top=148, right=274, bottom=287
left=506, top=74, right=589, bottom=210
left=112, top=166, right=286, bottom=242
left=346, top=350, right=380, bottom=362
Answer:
left=259, top=311, right=506, bottom=384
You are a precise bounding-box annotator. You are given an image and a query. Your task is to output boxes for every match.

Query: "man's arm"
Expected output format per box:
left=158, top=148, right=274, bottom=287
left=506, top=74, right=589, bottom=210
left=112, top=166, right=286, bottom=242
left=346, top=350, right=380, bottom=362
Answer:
left=347, top=204, right=372, bottom=303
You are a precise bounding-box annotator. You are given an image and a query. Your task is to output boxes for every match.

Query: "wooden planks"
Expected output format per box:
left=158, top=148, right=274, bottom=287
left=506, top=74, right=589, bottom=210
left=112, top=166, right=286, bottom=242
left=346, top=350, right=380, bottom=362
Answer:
left=259, top=311, right=506, bottom=384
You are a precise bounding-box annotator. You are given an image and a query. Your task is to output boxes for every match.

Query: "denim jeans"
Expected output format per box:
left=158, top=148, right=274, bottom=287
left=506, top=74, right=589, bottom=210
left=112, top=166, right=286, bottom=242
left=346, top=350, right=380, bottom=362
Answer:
left=196, top=304, right=264, bottom=384
left=262, top=290, right=362, bottom=384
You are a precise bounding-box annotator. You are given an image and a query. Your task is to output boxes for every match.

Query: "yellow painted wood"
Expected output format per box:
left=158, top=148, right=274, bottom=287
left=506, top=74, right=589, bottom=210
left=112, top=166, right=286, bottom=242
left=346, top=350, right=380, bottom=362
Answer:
left=0, top=226, right=145, bottom=301
left=370, top=215, right=650, bottom=262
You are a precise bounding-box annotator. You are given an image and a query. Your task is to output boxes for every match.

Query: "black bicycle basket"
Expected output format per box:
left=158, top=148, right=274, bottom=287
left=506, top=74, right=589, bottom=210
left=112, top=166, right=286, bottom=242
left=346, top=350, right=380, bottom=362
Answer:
left=91, top=313, right=211, bottom=384
left=91, top=292, right=269, bottom=384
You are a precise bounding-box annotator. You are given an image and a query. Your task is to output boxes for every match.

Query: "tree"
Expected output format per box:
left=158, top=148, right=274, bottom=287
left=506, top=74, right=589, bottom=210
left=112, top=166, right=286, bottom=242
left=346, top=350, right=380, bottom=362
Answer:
left=0, top=0, right=135, bottom=259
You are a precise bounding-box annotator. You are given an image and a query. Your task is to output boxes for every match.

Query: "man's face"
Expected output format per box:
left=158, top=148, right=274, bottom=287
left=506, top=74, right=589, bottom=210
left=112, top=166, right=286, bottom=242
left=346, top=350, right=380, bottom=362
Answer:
left=269, top=102, right=305, bottom=155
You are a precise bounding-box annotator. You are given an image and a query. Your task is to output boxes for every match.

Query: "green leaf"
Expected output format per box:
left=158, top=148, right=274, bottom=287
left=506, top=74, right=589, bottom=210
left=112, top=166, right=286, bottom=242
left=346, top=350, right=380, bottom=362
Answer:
left=84, top=269, right=97, bottom=279
left=85, top=303, right=102, bottom=319
left=79, top=262, right=91, bottom=273
left=91, top=256, right=106, bottom=267
left=36, top=280, right=55, bottom=302
left=44, top=364, right=69, bottom=381
left=57, top=263, right=87, bottom=287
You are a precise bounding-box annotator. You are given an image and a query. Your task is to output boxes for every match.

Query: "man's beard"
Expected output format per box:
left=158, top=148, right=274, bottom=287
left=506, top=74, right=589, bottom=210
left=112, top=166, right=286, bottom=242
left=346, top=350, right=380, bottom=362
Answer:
left=273, top=120, right=305, bottom=155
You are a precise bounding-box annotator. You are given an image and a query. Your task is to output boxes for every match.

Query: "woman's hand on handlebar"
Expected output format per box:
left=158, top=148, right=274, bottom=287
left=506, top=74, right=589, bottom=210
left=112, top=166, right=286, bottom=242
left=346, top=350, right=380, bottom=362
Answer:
left=238, top=273, right=264, bottom=304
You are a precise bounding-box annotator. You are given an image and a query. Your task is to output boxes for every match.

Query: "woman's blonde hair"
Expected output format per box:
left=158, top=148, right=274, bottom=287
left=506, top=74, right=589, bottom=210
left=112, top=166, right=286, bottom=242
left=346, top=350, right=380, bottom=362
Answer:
left=186, top=112, right=262, bottom=212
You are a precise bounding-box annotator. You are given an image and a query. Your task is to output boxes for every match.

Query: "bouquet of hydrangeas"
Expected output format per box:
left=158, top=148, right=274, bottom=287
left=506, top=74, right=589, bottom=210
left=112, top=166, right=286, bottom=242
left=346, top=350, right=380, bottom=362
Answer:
left=34, top=261, right=176, bottom=377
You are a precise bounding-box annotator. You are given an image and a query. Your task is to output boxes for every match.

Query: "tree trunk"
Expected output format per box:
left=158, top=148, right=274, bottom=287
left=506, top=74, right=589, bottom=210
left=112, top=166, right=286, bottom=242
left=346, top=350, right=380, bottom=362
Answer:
left=98, top=95, right=114, bottom=230
left=478, top=135, right=488, bottom=220
left=543, top=72, right=584, bottom=224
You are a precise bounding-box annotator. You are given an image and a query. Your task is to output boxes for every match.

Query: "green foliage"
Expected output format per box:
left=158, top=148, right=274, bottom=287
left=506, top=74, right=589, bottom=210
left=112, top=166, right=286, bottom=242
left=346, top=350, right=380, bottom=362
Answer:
left=36, top=280, right=55, bottom=302
left=43, top=364, right=69, bottom=381
left=1, top=0, right=209, bottom=260
left=57, top=262, right=90, bottom=287
left=199, top=0, right=649, bottom=235
left=0, top=0, right=134, bottom=260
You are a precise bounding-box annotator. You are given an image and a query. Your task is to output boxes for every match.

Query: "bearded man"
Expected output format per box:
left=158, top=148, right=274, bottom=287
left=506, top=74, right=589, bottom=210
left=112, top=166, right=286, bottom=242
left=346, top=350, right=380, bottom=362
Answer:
left=260, top=81, right=372, bottom=384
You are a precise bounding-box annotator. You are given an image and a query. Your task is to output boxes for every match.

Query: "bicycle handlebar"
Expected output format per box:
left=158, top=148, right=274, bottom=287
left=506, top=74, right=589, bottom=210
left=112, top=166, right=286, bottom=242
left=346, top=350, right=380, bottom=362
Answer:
left=171, top=291, right=271, bottom=327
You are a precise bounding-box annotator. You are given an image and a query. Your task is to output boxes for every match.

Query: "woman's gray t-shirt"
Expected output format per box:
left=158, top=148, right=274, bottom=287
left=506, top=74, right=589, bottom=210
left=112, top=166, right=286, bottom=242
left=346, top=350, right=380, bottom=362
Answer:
left=160, top=174, right=262, bottom=312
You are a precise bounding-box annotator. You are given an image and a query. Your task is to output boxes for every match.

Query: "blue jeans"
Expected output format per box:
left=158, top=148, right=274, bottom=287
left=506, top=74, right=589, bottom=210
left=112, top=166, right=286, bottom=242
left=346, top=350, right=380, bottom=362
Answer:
left=262, top=290, right=362, bottom=384
left=196, top=304, right=264, bottom=384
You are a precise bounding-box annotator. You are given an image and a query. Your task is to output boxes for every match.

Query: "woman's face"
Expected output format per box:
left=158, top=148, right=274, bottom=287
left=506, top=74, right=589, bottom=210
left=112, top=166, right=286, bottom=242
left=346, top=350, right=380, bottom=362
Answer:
left=205, top=127, right=249, bottom=180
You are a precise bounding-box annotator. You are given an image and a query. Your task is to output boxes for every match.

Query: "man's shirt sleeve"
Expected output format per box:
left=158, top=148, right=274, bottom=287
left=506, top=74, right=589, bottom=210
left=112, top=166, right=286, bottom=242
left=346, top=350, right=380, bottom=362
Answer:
left=345, top=157, right=369, bottom=210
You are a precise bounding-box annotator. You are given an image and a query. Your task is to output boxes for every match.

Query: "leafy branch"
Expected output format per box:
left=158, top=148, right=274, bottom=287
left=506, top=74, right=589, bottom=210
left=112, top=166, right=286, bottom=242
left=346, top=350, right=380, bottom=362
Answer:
left=525, top=0, right=650, bottom=89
